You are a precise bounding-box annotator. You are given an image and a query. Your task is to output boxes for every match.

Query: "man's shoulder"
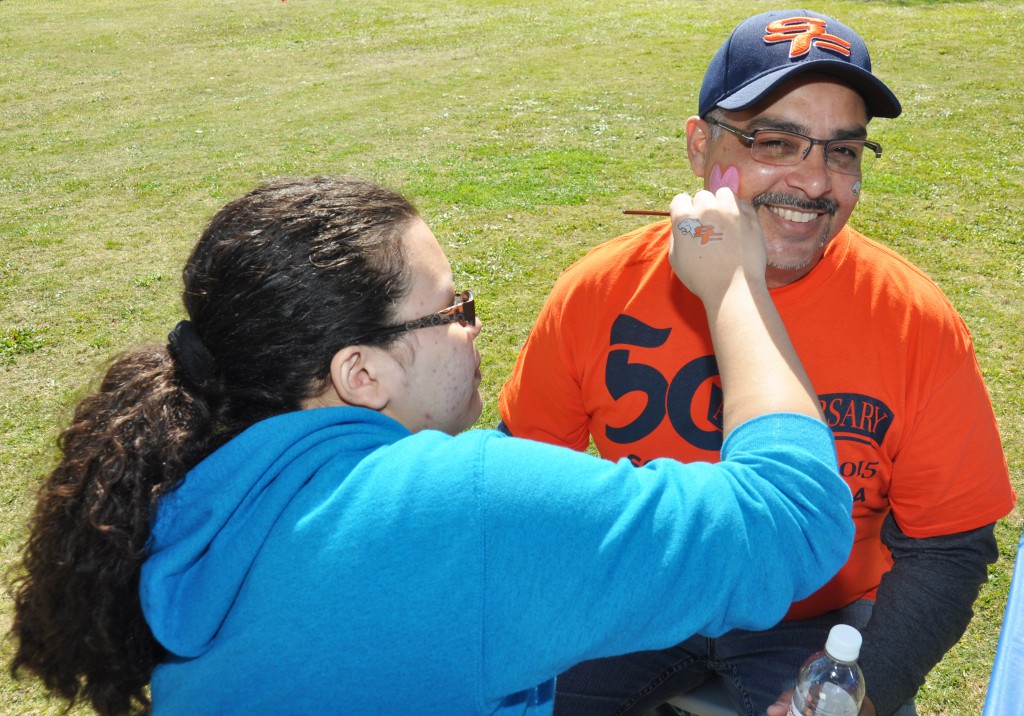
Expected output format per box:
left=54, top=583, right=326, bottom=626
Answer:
left=844, top=226, right=957, bottom=304
left=837, top=227, right=973, bottom=350
left=846, top=226, right=933, bottom=281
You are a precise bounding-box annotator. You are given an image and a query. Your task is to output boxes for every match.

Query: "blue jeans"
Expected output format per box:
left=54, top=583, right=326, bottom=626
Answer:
left=554, top=600, right=918, bottom=716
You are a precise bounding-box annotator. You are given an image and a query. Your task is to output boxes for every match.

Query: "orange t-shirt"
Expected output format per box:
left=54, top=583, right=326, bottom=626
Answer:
left=499, top=221, right=1015, bottom=620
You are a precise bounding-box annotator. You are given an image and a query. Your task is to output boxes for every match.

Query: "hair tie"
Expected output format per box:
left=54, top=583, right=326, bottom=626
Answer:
left=167, top=320, right=217, bottom=388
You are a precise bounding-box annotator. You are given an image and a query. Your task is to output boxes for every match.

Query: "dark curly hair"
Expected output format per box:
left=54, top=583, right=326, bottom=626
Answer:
left=7, top=176, right=419, bottom=715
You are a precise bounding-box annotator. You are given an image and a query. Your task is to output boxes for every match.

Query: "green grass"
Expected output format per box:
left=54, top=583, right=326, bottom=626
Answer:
left=1, top=0, right=1021, bottom=713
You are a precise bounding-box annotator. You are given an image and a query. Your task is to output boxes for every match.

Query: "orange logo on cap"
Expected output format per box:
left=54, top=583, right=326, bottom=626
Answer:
left=763, top=17, right=852, bottom=58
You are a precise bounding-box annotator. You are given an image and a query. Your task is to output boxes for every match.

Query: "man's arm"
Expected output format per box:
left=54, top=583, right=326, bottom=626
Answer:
left=858, top=514, right=998, bottom=716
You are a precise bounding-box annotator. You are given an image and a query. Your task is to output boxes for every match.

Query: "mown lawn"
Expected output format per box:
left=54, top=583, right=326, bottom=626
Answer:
left=2, top=1, right=1021, bottom=713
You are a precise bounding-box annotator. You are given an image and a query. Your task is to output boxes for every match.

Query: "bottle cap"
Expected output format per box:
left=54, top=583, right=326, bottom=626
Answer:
left=825, top=624, right=862, bottom=662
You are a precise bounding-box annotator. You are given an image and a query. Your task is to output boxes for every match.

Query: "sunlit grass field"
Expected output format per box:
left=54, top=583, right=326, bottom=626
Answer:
left=2, top=1, right=1021, bottom=713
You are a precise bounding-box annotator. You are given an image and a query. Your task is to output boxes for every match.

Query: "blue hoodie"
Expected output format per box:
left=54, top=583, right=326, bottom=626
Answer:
left=141, top=408, right=852, bottom=715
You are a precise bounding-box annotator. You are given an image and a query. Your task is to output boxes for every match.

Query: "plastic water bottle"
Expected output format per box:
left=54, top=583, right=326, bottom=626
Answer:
left=788, top=624, right=865, bottom=716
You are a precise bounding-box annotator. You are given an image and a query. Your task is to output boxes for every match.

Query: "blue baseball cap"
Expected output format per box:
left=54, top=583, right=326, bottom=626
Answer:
left=699, top=10, right=901, bottom=118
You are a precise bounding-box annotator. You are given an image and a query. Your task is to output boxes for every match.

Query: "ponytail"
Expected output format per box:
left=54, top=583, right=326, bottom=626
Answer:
left=8, top=343, right=213, bottom=715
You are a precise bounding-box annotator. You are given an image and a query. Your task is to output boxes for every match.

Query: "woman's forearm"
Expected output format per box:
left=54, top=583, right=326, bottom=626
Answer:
left=667, top=189, right=823, bottom=437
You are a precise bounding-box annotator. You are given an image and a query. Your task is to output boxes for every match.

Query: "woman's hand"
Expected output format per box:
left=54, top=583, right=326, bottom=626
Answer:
left=667, top=187, right=766, bottom=304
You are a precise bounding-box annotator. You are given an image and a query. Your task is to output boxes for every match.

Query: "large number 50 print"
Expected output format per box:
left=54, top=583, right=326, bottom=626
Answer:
left=604, top=315, right=723, bottom=451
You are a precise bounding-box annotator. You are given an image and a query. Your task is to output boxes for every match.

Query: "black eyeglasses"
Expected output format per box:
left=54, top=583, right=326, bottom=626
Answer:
left=705, top=118, right=882, bottom=176
left=366, top=290, right=475, bottom=339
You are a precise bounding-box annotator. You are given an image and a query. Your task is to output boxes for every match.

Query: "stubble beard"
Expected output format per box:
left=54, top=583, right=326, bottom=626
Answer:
left=753, top=192, right=838, bottom=271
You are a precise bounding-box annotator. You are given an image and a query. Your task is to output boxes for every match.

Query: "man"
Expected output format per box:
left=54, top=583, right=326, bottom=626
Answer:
left=498, top=9, right=1016, bottom=716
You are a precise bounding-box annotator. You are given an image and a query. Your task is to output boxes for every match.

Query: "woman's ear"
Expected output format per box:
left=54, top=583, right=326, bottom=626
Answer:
left=326, top=345, right=393, bottom=411
left=686, top=115, right=709, bottom=177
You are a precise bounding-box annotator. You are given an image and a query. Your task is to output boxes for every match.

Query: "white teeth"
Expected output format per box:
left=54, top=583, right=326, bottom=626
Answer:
left=769, top=206, right=817, bottom=223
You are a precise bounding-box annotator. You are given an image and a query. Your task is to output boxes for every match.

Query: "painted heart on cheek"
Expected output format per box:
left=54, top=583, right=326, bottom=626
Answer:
left=709, top=164, right=740, bottom=194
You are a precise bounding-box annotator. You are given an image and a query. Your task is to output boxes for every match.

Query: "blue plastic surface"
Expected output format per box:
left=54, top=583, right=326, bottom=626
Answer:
left=983, top=527, right=1024, bottom=716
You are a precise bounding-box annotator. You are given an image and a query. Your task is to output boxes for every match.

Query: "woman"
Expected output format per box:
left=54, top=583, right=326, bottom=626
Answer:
left=8, top=176, right=852, bottom=715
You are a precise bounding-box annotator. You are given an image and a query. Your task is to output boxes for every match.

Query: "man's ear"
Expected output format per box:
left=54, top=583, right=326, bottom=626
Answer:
left=326, top=345, right=394, bottom=411
left=685, top=115, right=709, bottom=177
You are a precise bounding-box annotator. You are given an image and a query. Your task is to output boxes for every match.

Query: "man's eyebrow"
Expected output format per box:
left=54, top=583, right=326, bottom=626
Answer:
left=747, top=117, right=869, bottom=140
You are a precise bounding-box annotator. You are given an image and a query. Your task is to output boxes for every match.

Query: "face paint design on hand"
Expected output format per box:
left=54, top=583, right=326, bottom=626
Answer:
left=710, top=164, right=740, bottom=194
left=677, top=218, right=723, bottom=245
left=852, top=180, right=861, bottom=197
